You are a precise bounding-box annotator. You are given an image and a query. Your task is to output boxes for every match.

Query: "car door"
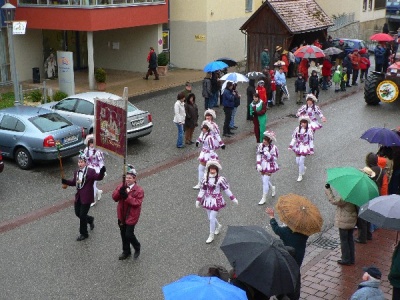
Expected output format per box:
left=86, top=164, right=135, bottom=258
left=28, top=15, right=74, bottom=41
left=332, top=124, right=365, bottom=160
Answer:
left=53, top=98, right=78, bottom=124
left=0, top=114, right=26, bottom=158
left=73, top=99, right=94, bottom=133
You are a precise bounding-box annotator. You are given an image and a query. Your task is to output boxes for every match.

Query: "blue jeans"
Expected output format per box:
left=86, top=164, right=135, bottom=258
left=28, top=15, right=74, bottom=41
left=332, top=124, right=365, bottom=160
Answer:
left=210, top=92, right=218, bottom=107
left=175, top=122, right=184, bottom=147
left=229, top=107, right=237, bottom=128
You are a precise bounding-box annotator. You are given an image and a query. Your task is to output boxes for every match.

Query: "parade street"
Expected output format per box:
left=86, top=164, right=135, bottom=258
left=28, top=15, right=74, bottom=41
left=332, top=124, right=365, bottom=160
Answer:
left=0, top=83, right=399, bottom=299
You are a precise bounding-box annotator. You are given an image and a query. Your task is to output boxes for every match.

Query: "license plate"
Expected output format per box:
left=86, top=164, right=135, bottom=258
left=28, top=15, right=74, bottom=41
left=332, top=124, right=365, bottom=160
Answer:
left=131, top=119, right=144, bottom=127
left=62, top=135, right=78, bottom=144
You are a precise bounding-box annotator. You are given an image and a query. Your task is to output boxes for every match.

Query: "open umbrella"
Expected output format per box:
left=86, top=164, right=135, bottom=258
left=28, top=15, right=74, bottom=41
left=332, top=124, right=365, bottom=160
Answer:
left=359, top=195, right=400, bottom=230
left=274, top=60, right=286, bottom=66
left=323, top=47, right=343, bottom=56
left=162, top=274, right=247, bottom=300
left=198, top=264, right=230, bottom=282
left=220, top=72, right=249, bottom=83
left=294, top=45, right=325, bottom=59
left=204, top=61, right=228, bottom=72
left=246, top=71, right=265, bottom=80
left=369, top=33, right=394, bottom=42
left=220, top=225, right=300, bottom=298
left=275, top=193, right=323, bottom=236
left=360, top=127, right=400, bottom=146
left=216, top=57, right=237, bottom=67
left=327, top=167, right=379, bottom=206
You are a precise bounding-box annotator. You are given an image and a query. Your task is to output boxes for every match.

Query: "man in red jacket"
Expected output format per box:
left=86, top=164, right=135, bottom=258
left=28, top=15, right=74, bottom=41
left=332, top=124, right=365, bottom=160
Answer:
left=112, top=164, right=144, bottom=260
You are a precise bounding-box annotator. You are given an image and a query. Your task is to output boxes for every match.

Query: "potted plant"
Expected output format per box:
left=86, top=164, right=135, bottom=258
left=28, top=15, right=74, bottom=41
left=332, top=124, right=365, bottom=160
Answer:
left=95, top=68, right=107, bottom=91
left=157, top=52, right=169, bottom=76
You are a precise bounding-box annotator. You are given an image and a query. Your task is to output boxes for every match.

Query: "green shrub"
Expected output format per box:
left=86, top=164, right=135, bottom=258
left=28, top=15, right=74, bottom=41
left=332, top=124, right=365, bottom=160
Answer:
left=95, top=68, right=107, bottom=83
left=53, top=91, right=68, bottom=102
left=157, top=52, right=169, bottom=66
left=29, top=90, right=42, bottom=102
left=0, top=92, right=15, bottom=109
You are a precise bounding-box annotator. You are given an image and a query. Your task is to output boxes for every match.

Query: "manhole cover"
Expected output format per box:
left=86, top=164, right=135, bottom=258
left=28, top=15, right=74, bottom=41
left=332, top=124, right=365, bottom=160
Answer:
left=312, top=237, right=340, bottom=250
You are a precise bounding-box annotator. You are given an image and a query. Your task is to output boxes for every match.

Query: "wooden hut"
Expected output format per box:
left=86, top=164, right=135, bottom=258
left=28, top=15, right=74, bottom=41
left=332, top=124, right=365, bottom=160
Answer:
left=240, top=0, right=333, bottom=72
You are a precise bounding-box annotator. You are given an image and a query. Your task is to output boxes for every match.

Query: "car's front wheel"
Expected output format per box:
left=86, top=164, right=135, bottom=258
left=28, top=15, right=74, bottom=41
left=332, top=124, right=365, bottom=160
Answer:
left=15, top=147, right=33, bottom=170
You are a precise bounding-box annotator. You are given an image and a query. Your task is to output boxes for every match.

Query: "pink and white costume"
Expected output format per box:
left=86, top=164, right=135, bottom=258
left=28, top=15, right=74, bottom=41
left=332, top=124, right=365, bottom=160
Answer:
left=197, top=131, right=219, bottom=164
left=210, top=121, right=225, bottom=149
left=256, top=143, right=279, bottom=174
left=289, top=127, right=314, bottom=156
left=83, top=142, right=105, bottom=205
left=197, top=175, right=236, bottom=211
left=296, top=104, right=325, bottom=131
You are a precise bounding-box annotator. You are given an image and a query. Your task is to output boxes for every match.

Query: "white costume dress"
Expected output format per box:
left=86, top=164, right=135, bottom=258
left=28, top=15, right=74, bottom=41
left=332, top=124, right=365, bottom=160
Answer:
left=289, top=127, right=314, bottom=156
left=296, top=104, right=325, bottom=131
left=197, top=131, right=219, bottom=164
left=197, top=174, right=236, bottom=211
left=84, top=146, right=105, bottom=203
left=256, top=143, right=279, bottom=174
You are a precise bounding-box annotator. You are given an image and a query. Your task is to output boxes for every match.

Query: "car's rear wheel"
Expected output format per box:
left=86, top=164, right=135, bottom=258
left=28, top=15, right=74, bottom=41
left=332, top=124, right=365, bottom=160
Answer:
left=15, top=147, right=33, bottom=170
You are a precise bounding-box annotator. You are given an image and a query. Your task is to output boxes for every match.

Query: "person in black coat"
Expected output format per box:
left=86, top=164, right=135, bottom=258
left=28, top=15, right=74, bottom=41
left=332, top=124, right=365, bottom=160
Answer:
left=143, top=47, right=159, bottom=80
left=342, top=54, right=353, bottom=87
left=246, top=79, right=256, bottom=120
left=308, top=70, right=320, bottom=99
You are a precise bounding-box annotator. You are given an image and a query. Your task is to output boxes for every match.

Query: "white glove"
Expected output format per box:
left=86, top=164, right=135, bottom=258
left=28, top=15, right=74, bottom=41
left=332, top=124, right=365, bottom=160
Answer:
left=232, top=199, right=238, bottom=205
left=256, top=165, right=262, bottom=172
left=195, top=201, right=201, bottom=208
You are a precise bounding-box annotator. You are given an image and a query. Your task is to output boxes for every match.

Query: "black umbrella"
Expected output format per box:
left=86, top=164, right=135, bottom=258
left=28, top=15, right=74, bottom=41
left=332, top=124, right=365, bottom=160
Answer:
left=216, top=57, right=237, bottom=67
left=220, top=225, right=300, bottom=298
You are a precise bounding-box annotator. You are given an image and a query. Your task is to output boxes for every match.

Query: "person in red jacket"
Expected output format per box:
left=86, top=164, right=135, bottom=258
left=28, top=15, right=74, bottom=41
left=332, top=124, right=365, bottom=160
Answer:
left=321, top=57, right=333, bottom=90
left=298, top=58, right=309, bottom=83
left=256, top=80, right=267, bottom=103
left=281, top=51, right=289, bottom=76
left=359, top=48, right=370, bottom=83
left=270, top=70, right=277, bottom=106
left=112, top=164, right=144, bottom=260
left=351, top=50, right=361, bottom=86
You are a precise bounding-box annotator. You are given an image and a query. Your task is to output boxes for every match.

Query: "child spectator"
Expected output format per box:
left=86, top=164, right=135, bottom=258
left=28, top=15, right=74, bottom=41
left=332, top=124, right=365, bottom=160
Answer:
left=340, top=67, right=348, bottom=92
left=308, top=70, right=320, bottom=99
left=332, top=66, right=342, bottom=93
left=256, top=80, right=267, bottom=104
left=294, top=73, right=306, bottom=104
left=359, top=48, right=370, bottom=83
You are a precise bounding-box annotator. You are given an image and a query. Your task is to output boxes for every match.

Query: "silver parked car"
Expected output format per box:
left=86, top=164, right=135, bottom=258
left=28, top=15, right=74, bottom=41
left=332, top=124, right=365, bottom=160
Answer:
left=0, top=106, right=85, bottom=170
left=40, top=92, right=153, bottom=139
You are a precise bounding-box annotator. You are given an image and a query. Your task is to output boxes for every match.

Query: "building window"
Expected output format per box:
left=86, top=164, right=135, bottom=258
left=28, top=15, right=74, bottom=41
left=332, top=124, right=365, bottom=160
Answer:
left=245, top=0, right=252, bottom=12
left=368, top=0, right=373, bottom=10
left=374, top=0, right=385, bottom=9
left=363, top=0, right=367, bottom=11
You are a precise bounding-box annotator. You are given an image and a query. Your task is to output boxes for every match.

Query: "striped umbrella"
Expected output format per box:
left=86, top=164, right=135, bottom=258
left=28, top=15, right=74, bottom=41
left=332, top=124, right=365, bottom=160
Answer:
left=294, top=45, right=325, bottom=59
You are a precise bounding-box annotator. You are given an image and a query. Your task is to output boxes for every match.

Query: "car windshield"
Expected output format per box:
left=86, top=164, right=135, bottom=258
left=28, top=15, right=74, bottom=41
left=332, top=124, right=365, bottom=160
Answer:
left=30, top=113, right=72, bottom=132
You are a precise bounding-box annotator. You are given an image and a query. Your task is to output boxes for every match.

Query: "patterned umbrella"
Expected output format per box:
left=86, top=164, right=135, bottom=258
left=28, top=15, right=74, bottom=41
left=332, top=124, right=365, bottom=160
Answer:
left=323, top=47, right=343, bottom=56
left=369, top=33, right=394, bottom=42
left=246, top=71, right=265, bottom=80
left=275, top=193, right=323, bottom=236
left=294, top=45, right=325, bottom=59
left=220, top=72, right=249, bottom=83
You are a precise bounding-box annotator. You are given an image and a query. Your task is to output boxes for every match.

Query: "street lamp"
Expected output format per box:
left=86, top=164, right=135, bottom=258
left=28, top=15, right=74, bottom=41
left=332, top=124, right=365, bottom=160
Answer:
left=1, top=1, right=20, bottom=105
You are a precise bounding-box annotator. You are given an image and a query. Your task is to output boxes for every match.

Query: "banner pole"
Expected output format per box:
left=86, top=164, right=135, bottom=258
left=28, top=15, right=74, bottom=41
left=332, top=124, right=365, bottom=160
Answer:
left=122, top=87, right=128, bottom=185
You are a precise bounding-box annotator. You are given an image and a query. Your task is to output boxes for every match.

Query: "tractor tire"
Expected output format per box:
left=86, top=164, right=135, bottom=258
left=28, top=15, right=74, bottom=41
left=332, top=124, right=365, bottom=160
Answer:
left=364, top=73, right=384, bottom=105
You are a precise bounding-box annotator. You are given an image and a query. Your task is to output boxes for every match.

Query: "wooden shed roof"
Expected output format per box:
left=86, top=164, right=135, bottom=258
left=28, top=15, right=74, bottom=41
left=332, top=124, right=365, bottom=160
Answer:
left=240, top=0, right=334, bottom=34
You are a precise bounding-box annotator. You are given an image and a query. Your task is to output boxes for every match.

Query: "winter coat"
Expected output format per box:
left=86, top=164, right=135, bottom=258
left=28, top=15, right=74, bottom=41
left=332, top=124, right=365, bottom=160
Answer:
left=148, top=51, right=157, bottom=69
left=351, top=52, right=361, bottom=70
left=332, top=69, right=342, bottom=84
left=281, top=54, right=289, bottom=73
left=350, top=279, right=385, bottom=300
left=112, top=183, right=144, bottom=225
left=366, top=152, right=387, bottom=195
left=309, top=74, right=319, bottom=89
left=374, top=46, right=386, bottom=65
left=173, top=100, right=186, bottom=124
left=359, top=56, right=370, bottom=70
left=261, top=50, right=270, bottom=69
left=294, top=77, right=306, bottom=92
left=222, top=88, right=235, bottom=108
left=322, top=59, right=333, bottom=77
left=256, top=86, right=267, bottom=101
left=184, top=101, right=199, bottom=129
left=307, top=61, right=321, bottom=78
left=270, top=218, right=309, bottom=267
left=202, top=77, right=212, bottom=98
left=325, top=188, right=357, bottom=229
left=389, top=243, right=400, bottom=288
left=299, top=59, right=309, bottom=81
left=343, top=55, right=353, bottom=72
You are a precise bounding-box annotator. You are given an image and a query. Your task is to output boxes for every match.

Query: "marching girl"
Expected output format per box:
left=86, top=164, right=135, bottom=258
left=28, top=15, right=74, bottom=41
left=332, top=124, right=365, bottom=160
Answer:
left=296, top=93, right=327, bottom=132
left=193, top=121, right=223, bottom=189
left=256, top=130, right=279, bottom=205
left=83, top=134, right=105, bottom=206
left=204, top=109, right=225, bottom=148
left=289, top=116, right=314, bottom=182
left=196, top=160, right=238, bottom=244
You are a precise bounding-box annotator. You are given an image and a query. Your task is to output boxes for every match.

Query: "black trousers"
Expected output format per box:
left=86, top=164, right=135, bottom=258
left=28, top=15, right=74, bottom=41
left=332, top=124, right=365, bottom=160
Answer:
left=339, top=228, right=355, bottom=264
left=352, top=69, right=359, bottom=84
left=74, top=200, right=93, bottom=237
left=146, top=67, right=159, bottom=79
left=119, top=222, right=141, bottom=255
left=223, top=107, right=233, bottom=134
left=357, top=218, right=372, bottom=243
left=393, top=287, right=400, bottom=300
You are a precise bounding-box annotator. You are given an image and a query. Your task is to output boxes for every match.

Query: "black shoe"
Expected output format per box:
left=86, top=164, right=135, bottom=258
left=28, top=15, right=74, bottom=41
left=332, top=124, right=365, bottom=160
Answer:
left=143, top=77, right=148, bottom=80
left=279, top=102, right=284, bottom=105
left=177, top=145, right=185, bottom=148
left=223, top=134, right=232, bottom=138
left=354, top=238, right=366, bottom=244
left=337, top=260, right=353, bottom=266
left=346, top=84, right=352, bottom=87
left=367, top=236, right=373, bottom=240
left=233, top=126, right=238, bottom=129
left=133, top=249, right=140, bottom=259
left=76, top=234, right=88, bottom=241
left=89, top=219, right=95, bottom=231
left=118, top=252, right=131, bottom=260
left=352, top=83, right=358, bottom=86
left=227, top=131, right=235, bottom=135
left=229, top=127, right=237, bottom=131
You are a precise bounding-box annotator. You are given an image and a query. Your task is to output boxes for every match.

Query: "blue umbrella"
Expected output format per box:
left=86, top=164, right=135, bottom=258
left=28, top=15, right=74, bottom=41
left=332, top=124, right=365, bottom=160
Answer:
left=162, top=274, right=247, bottom=300
left=360, top=127, right=400, bottom=146
left=203, top=61, right=229, bottom=72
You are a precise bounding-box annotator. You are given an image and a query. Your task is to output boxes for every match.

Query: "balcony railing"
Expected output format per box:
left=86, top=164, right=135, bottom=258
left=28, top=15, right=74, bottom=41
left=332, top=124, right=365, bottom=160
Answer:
left=18, top=0, right=164, bottom=7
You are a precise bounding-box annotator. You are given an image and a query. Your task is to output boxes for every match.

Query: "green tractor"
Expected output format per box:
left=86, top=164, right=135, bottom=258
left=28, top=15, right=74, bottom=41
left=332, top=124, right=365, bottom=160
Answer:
left=364, top=62, right=400, bottom=105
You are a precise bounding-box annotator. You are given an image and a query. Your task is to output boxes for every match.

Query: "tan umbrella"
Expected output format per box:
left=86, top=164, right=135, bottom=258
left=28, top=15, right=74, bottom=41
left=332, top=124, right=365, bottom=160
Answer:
left=275, top=193, right=323, bottom=236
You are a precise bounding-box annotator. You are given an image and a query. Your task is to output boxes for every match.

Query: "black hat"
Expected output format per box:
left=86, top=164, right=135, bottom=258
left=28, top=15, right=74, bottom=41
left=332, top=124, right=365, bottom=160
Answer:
left=363, top=266, right=382, bottom=279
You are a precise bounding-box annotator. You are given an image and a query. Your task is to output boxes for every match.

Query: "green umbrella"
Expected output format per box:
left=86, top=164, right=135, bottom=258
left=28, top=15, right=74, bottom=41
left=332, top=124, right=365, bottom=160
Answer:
left=326, top=167, right=379, bottom=206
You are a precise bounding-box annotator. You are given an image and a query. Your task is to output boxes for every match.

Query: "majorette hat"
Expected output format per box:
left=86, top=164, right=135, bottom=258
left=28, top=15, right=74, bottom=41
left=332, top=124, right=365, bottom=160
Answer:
left=299, top=115, right=311, bottom=123
left=305, top=93, right=318, bottom=103
left=204, top=109, right=216, bottom=120
left=263, top=130, right=277, bottom=142
left=206, top=159, right=222, bottom=171
left=201, top=120, right=214, bottom=131
left=84, top=134, right=94, bottom=146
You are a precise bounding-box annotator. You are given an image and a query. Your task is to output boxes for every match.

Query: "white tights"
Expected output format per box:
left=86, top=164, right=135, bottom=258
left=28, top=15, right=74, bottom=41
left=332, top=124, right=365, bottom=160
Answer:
left=198, top=164, right=205, bottom=183
left=206, top=209, right=219, bottom=233
left=296, top=156, right=305, bottom=175
left=93, top=181, right=98, bottom=198
left=262, top=175, right=273, bottom=194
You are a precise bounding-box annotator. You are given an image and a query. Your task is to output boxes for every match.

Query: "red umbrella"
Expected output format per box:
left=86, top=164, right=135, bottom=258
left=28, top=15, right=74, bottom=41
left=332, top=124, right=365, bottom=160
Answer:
left=370, top=33, right=394, bottom=42
left=293, top=45, right=325, bottom=59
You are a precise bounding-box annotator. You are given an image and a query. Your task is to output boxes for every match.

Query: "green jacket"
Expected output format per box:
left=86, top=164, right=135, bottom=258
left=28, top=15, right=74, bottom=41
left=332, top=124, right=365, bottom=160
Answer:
left=389, top=244, right=400, bottom=288
left=261, top=50, right=270, bottom=69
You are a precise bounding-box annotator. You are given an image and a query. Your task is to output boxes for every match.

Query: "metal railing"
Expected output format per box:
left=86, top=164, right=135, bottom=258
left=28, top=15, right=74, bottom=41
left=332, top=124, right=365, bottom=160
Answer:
left=329, top=13, right=356, bottom=31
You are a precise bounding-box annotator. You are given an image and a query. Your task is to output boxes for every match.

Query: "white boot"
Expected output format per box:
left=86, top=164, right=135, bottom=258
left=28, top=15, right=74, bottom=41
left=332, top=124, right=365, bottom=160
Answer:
left=214, top=223, right=222, bottom=235
left=297, top=174, right=303, bottom=182
left=193, top=182, right=201, bottom=190
left=90, top=200, right=97, bottom=207
left=271, top=186, right=276, bottom=197
left=258, top=194, right=267, bottom=205
left=97, top=190, right=103, bottom=201
left=301, top=166, right=307, bottom=176
left=206, top=233, right=215, bottom=244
